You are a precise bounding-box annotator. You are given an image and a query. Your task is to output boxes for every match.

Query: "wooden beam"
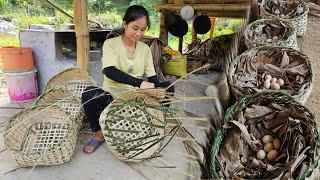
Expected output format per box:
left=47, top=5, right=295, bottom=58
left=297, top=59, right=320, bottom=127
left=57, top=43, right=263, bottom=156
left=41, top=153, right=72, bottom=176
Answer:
left=73, top=0, right=90, bottom=72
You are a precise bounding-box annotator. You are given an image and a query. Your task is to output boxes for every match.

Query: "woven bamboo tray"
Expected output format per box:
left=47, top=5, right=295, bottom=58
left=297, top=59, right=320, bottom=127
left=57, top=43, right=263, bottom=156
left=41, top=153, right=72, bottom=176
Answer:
left=35, top=88, right=84, bottom=127
left=260, top=0, right=309, bottom=36
left=228, top=46, right=313, bottom=104
left=44, top=68, right=96, bottom=98
left=4, top=106, right=78, bottom=167
left=210, top=91, right=320, bottom=179
left=245, top=19, right=298, bottom=50
left=99, top=89, right=180, bottom=162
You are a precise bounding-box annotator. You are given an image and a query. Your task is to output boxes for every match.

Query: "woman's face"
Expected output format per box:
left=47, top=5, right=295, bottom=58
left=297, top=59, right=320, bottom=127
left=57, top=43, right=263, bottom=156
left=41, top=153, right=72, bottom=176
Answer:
left=123, top=17, right=147, bottom=43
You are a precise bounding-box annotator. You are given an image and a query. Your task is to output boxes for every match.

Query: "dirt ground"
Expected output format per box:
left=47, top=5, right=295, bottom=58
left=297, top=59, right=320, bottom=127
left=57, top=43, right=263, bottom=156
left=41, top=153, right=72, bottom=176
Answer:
left=297, top=16, right=320, bottom=120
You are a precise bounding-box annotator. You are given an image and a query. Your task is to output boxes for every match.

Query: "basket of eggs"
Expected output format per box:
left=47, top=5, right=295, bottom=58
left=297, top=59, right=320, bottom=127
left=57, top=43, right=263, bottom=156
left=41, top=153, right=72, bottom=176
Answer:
left=245, top=19, right=298, bottom=50
left=210, top=91, right=320, bottom=179
left=228, top=46, right=313, bottom=104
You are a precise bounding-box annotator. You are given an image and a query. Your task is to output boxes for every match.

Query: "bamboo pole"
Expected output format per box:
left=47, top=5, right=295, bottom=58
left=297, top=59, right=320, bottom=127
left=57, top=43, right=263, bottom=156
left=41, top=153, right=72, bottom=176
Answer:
left=73, top=0, right=90, bottom=72
left=154, top=3, right=250, bottom=11
left=39, top=0, right=101, bottom=28
left=210, top=17, right=217, bottom=39
left=191, top=26, right=197, bottom=43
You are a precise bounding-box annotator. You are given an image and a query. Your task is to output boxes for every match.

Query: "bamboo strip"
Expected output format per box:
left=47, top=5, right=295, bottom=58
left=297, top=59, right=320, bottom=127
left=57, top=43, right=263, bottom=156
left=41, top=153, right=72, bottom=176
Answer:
left=157, top=158, right=195, bottom=177
left=167, top=116, right=209, bottom=122
left=308, top=2, right=320, bottom=12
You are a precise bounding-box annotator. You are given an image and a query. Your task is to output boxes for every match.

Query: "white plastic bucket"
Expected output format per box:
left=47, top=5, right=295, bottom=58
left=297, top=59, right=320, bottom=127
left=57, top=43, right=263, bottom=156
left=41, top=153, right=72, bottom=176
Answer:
left=3, top=69, right=38, bottom=103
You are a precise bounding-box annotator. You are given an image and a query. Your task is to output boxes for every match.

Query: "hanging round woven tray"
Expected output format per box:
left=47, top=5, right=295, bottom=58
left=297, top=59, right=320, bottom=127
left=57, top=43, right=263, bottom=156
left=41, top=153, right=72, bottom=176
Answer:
left=260, top=0, right=309, bottom=36
left=99, top=89, right=180, bottom=162
left=228, top=46, right=313, bottom=104
left=35, top=88, right=84, bottom=127
left=245, top=19, right=298, bottom=50
left=44, top=68, right=96, bottom=98
left=4, top=105, right=78, bottom=167
left=210, top=91, right=320, bottom=179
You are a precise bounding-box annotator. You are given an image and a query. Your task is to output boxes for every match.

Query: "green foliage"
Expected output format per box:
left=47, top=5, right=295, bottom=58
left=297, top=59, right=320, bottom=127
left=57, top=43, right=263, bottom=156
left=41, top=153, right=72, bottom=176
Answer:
left=88, top=0, right=112, bottom=14
left=89, top=10, right=122, bottom=28
left=0, top=33, right=20, bottom=47
left=5, top=13, right=69, bottom=29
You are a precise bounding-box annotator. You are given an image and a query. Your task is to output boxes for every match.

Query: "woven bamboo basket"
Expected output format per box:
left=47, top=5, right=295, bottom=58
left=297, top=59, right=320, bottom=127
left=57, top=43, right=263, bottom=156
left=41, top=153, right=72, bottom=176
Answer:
left=4, top=106, right=78, bottom=167
left=35, top=88, right=84, bottom=127
left=245, top=19, right=298, bottom=50
left=210, top=91, right=320, bottom=179
left=228, top=46, right=313, bottom=104
left=44, top=68, right=96, bottom=98
left=99, top=89, right=180, bottom=162
left=260, top=0, right=309, bottom=36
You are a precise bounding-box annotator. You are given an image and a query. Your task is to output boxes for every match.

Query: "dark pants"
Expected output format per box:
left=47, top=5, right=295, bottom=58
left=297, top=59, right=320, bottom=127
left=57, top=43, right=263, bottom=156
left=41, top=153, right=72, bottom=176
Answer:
left=81, top=82, right=174, bottom=132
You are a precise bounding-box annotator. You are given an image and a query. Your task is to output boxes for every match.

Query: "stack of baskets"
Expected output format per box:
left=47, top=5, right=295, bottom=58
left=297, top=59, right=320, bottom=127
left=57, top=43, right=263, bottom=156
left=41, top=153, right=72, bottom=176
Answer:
left=44, top=68, right=97, bottom=98
left=4, top=68, right=96, bottom=167
left=260, top=0, right=309, bottom=36
left=228, top=46, right=313, bottom=104
left=210, top=91, right=320, bottom=179
left=244, top=19, right=298, bottom=50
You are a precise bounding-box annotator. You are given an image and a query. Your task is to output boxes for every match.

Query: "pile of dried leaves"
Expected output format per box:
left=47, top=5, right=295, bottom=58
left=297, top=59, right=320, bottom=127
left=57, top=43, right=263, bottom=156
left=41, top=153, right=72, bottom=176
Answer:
left=185, top=33, right=247, bottom=72
left=248, top=20, right=291, bottom=43
left=232, top=47, right=312, bottom=96
left=264, top=0, right=307, bottom=18
left=214, top=93, right=319, bottom=179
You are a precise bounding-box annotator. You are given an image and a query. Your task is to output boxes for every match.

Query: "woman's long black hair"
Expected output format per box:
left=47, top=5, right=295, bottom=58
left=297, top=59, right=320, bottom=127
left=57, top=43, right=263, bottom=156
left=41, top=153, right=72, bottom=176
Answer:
left=123, top=5, right=150, bottom=29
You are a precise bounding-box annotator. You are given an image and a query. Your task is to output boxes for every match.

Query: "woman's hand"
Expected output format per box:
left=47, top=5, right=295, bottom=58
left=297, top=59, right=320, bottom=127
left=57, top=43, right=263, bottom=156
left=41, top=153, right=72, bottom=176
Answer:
left=140, top=81, right=155, bottom=89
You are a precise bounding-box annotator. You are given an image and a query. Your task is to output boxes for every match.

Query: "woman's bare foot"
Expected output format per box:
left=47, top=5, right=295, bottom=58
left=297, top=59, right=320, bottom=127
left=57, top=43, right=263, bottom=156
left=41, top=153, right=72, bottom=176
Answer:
left=83, top=130, right=105, bottom=154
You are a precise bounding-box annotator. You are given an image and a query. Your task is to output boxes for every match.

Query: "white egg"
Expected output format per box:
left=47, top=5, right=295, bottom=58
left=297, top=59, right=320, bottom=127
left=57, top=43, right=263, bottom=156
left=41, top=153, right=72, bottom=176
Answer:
left=262, top=135, right=273, bottom=144
left=257, top=149, right=266, bottom=160
left=270, top=83, right=280, bottom=90
left=271, top=77, right=278, bottom=83
left=277, top=79, right=284, bottom=86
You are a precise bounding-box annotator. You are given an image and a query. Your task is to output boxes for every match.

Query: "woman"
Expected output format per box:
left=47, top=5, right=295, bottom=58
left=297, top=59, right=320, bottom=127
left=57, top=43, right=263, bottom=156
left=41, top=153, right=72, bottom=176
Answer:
left=82, top=5, right=174, bottom=154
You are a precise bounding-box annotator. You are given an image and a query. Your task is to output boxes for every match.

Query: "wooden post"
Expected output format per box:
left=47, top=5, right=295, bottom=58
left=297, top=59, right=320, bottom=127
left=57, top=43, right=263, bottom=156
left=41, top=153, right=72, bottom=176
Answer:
left=73, top=0, right=90, bottom=72
left=159, top=11, right=168, bottom=46
left=210, top=17, right=217, bottom=39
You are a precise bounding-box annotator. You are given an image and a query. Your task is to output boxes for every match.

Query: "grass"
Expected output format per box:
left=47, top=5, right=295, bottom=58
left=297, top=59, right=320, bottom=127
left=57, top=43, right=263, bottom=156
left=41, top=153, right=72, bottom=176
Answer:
left=0, top=33, right=20, bottom=47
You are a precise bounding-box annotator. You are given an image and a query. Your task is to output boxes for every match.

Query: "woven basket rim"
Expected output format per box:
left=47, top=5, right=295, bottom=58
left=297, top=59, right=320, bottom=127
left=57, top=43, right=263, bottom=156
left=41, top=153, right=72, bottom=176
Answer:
left=44, top=68, right=97, bottom=92
left=228, top=45, right=314, bottom=103
left=210, top=91, right=320, bottom=179
left=244, top=19, right=296, bottom=46
left=260, top=0, right=309, bottom=21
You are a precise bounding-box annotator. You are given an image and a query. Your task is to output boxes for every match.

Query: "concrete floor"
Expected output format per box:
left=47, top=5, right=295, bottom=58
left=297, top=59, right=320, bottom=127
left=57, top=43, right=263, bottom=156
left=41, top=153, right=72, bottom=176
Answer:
left=0, top=73, right=220, bottom=180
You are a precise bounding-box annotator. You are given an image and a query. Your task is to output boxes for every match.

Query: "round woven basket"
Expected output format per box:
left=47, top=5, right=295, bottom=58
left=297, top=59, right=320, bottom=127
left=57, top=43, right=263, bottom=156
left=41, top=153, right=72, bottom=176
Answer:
left=245, top=19, right=298, bottom=50
left=35, top=88, right=84, bottom=127
left=4, top=106, right=78, bottom=167
left=228, top=46, right=313, bottom=104
left=99, top=90, right=177, bottom=162
left=210, top=91, right=320, bottom=179
left=44, top=68, right=96, bottom=98
left=260, top=0, right=309, bottom=36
